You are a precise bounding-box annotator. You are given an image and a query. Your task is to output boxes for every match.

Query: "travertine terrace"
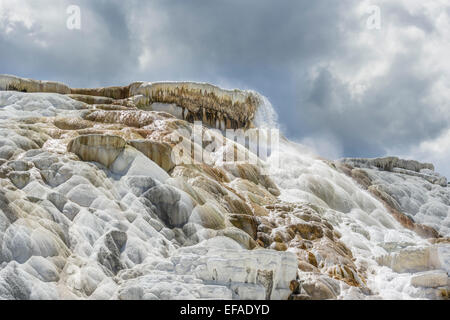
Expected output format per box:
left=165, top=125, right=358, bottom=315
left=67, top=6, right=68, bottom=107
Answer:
left=0, top=75, right=448, bottom=300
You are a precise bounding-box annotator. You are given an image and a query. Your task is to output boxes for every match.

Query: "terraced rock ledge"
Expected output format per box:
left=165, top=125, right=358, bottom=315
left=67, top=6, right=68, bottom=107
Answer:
left=0, top=75, right=448, bottom=300
left=0, top=74, right=260, bottom=130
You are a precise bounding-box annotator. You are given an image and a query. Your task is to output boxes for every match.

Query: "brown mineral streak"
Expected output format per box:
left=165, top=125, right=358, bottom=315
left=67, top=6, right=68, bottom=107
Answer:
left=1, top=75, right=260, bottom=130
left=133, top=82, right=260, bottom=129
left=333, top=161, right=442, bottom=240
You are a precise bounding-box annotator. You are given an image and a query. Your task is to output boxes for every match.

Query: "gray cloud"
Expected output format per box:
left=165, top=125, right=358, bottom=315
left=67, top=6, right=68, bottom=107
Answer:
left=300, top=56, right=446, bottom=155
left=0, top=0, right=449, bottom=176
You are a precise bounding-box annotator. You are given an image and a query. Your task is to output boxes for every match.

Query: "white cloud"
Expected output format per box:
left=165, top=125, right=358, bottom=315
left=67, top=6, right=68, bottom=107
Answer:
left=297, top=0, right=450, bottom=171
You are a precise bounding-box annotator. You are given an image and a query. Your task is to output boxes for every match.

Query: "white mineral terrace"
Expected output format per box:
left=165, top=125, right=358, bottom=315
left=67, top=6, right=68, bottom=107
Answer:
left=0, top=76, right=448, bottom=300
left=0, top=75, right=261, bottom=130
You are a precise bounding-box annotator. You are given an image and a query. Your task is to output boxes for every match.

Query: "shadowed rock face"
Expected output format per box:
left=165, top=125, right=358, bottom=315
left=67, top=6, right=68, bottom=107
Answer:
left=67, top=135, right=126, bottom=168
left=131, top=82, right=261, bottom=129
left=128, top=140, right=175, bottom=172
left=0, top=75, right=260, bottom=130
left=0, top=74, right=70, bottom=94
left=71, top=86, right=133, bottom=100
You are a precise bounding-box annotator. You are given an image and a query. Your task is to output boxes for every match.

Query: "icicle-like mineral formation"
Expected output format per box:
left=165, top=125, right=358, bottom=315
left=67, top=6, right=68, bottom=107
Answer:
left=0, top=75, right=260, bottom=130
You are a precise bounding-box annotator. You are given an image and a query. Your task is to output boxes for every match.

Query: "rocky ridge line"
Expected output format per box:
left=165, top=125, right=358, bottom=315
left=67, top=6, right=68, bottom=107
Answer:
left=0, top=74, right=259, bottom=130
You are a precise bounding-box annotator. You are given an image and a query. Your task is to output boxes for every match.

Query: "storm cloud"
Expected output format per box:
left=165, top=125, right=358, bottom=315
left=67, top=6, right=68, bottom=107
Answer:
left=1, top=0, right=449, bottom=175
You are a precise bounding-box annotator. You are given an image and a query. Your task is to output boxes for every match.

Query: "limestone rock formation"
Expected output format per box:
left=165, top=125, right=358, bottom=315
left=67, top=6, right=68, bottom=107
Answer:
left=340, top=157, right=435, bottom=173
left=0, top=75, right=449, bottom=300
left=67, top=135, right=126, bottom=168
left=376, top=245, right=443, bottom=273
left=410, top=270, right=448, bottom=288
left=129, top=140, right=175, bottom=172
left=335, top=158, right=449, bottom=237
left=0, top=75, right=260, bottom=130
left=0, top=74, right=71, bottom=95
left=131, top=82, right=261, bottom=129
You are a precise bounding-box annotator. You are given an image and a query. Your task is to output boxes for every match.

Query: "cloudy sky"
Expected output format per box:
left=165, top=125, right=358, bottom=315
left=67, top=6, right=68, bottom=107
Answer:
left=1, top=0, right=450, bottom=176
